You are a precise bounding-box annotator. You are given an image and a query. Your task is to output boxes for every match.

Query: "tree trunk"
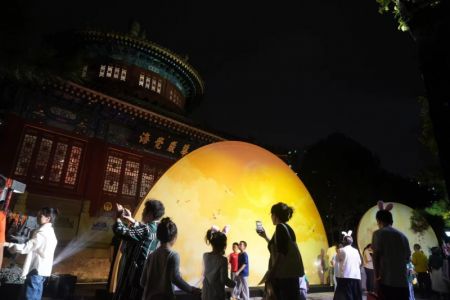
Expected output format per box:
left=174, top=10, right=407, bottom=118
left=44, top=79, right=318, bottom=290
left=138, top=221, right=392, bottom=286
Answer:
left=405, top=1, right=450, bottom=198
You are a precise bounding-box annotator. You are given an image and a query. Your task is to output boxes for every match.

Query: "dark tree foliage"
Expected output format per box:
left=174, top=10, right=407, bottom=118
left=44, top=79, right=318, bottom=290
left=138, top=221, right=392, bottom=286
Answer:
left=297, top=132, right=438, bottom=246
left=375, top=0, right=450, bottom=199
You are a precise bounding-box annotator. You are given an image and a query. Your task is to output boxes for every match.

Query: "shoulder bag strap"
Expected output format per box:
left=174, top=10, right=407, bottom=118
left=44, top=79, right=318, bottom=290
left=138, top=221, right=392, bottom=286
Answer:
left=280, top=223, right=293, bottom=241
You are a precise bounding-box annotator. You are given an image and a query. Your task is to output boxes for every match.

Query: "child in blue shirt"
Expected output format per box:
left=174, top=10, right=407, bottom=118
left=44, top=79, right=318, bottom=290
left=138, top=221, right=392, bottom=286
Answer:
left=233, top=240, right=249, bottom=300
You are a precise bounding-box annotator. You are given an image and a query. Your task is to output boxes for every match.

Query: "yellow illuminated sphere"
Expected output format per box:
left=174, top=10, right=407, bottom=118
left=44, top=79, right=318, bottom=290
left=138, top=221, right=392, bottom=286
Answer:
left=134, top=141, right=328, bottom=286
left=357, top=202, right=439, bottom=256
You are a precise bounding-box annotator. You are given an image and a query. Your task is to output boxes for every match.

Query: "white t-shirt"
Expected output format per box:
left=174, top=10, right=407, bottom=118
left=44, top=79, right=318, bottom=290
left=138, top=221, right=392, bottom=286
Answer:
left=8, top=223, right=57, bottom=277
left=336, top=245, right=361, bottom=280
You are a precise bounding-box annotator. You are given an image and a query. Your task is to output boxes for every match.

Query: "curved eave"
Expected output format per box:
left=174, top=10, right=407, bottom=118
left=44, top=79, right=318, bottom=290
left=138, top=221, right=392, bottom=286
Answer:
left=75, top=30, right=204, bottom=97
left=43, top=78, right=223, bottom=143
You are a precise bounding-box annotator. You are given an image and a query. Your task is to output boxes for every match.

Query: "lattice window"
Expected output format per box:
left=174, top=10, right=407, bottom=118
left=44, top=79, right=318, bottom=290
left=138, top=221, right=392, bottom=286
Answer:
left=103, top=155, right=123, bottom=193
left=113, top=67, right=120, bottom=79
left=139, top=164, right=156, bottom=198
left=64, top=146, right=82, bottom=185
left=106, top=66, right=113, bottom=77
left=14, top=134, right=38, bottom=176
left=49, top=143, right=68, bottom=183
left=122, top=161, right=140, bottom=196
left=151, top=78, right=157, bottom=91
left=82, top=65, right=88, bottom=78
left=139, top=74, right=145, bottom=87
left=145, top=77, right=151, bottom=89
left=13, top=128, right=85, bottom=189
left=120, top=69, right=127, bottom=81
left=32, top=138, right=53, bottom=181
left=99, top=65, right=106, bottom=77
left=156, top=79, right=162, bottom=93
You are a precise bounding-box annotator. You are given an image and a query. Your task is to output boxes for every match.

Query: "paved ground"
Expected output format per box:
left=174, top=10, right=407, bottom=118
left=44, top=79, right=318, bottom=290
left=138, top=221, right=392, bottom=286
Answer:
left=304, top=292, right=428, bottom=300
left=306, top=292, right=335, bottom=300
left=37, top=284, right=430, bottom=300
left=248, top=293, right=337, bottom=300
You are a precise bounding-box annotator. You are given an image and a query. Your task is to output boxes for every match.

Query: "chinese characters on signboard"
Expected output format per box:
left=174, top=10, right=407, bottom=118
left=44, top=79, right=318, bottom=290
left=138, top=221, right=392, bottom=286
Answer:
left=138, top=131, right=191, bottom=157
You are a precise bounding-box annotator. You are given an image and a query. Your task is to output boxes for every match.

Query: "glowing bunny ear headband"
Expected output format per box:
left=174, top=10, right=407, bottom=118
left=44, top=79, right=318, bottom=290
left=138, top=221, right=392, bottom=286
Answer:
left=341, top=230, right=352, bottom=237
left=211, top=225, right=230, bottom=235
left=377, top=201, right=393, bottom=211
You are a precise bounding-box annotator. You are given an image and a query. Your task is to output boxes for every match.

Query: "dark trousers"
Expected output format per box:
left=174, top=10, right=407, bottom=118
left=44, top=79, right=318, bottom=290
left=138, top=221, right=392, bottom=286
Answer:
left=273, top=277, right=301, bottom=300
left=19, top=269, right=47, bottom=300
left=333, top=277, right=362, bottom=300
left=378, top=284, right=409, bottom=300
left=417, top=272, right=431, bottom=296
left=365, top=267, right=375, bottom=293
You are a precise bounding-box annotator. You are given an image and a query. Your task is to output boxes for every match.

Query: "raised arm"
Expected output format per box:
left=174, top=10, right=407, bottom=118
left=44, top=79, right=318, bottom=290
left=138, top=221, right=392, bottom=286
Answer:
left=112, top=219, right=153, bottom=242
left=8, top=231, right=44, bottom=254
left=257, top=228, right=270, bottom=243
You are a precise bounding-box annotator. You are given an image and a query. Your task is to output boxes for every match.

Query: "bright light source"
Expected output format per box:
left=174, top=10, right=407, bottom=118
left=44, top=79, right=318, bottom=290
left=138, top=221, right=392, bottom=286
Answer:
left=445, top=231, right=450, bottom=237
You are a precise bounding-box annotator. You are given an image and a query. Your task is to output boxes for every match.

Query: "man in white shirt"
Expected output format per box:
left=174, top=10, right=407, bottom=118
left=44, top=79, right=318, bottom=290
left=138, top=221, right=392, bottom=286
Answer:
left=4, top=207, right=58, bottom=300
left=334, top=232, right=362, bottom=300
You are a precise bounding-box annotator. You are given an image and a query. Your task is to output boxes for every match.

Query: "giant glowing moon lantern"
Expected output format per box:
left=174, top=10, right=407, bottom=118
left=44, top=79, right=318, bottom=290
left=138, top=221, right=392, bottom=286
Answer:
left=114, top=141, right=328, bottom=287
left=357, top=202, right=439, bottom=256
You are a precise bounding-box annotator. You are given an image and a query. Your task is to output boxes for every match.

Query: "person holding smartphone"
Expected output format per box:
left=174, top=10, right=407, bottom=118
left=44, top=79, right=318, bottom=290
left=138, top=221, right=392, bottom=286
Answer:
left=257, top=202, right=304, bottom=300
left=112, top=200, right=165, bottom=300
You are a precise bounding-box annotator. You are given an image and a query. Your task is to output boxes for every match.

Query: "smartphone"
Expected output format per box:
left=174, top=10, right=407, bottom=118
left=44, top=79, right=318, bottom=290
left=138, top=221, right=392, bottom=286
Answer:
left=256, top=221, right=264, bottom=233
left=122, top=209, right=130, bottom=217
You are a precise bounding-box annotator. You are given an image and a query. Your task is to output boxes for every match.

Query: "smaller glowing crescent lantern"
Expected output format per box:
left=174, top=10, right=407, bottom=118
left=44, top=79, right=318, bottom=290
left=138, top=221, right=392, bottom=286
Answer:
left=112, top=141, right=328, bottom=288
left=357, top=202, right=439, bottom=256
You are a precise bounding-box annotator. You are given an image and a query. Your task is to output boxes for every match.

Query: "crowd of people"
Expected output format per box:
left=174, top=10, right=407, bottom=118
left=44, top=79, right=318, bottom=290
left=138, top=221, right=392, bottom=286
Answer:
left=4, top=200, right=450, bottom=300
left=329, top=201, right=450, bottom=300
left=112, top=200, right=306, bottom=300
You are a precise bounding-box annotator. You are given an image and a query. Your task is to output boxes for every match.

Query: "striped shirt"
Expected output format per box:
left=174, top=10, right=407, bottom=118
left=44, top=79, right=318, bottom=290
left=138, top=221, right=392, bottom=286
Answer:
left=113, top=219, right=158, bottom=300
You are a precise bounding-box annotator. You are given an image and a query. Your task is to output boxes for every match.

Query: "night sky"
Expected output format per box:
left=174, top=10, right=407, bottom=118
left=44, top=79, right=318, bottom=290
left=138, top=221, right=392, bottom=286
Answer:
left=2, top=1, right=430, bottom=176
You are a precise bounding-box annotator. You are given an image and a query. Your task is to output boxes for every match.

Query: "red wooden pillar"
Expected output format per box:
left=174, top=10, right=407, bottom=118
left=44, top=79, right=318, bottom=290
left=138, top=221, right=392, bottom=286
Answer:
left=0, top=114, right=24, bottom=177
left=84, top=138, right=108, bottom=216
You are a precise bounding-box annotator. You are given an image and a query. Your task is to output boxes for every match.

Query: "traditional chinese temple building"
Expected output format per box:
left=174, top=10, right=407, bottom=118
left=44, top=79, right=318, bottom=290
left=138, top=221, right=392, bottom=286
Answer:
left=0, top=23, right=224, bottom=280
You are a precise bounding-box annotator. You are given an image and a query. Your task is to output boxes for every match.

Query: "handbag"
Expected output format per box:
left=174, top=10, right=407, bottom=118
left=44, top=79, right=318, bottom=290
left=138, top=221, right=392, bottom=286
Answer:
left=263, top=280, right=278, bottom=300
left=273, top=223, right=305, bottom=278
